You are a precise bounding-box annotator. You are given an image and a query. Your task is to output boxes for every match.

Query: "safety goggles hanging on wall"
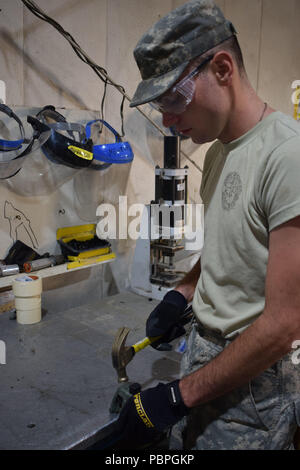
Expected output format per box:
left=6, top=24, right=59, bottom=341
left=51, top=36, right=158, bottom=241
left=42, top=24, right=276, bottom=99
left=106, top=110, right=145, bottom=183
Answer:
left=85, top=119, right=134, bottom=165
left=29, top=105, right=94, bottom=169
left=0, top=104, right=50, bottom=179
left=30, top=106, right=134, bottom=170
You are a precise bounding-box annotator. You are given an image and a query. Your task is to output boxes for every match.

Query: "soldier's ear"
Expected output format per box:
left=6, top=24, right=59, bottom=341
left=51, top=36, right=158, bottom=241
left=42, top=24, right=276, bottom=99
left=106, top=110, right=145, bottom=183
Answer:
left=211, top=52, right=233, bottom=86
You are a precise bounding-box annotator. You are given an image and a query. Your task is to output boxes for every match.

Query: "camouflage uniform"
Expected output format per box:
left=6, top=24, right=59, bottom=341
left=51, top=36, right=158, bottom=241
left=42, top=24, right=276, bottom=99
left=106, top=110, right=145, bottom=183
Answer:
left=168, top=323, right=300, bottom=449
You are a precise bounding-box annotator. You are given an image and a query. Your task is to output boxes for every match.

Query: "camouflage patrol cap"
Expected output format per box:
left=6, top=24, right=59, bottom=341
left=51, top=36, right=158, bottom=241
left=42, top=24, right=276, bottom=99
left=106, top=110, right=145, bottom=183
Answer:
left=130, top=0, right=236, bottom=108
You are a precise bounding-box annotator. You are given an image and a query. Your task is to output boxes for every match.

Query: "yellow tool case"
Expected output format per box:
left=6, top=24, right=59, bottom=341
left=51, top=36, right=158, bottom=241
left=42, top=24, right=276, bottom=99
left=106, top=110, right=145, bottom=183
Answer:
left=56, top=224, right=115, bottom=269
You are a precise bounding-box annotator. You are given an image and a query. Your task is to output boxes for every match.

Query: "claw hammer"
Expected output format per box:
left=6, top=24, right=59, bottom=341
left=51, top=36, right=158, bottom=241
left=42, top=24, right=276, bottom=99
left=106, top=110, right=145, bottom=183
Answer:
left=111, top=306, right=193, bottom=382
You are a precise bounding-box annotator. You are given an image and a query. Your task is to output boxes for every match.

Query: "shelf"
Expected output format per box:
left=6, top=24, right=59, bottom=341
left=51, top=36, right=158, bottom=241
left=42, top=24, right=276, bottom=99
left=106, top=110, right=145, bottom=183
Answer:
left=0, top=254, right=115, bottom=290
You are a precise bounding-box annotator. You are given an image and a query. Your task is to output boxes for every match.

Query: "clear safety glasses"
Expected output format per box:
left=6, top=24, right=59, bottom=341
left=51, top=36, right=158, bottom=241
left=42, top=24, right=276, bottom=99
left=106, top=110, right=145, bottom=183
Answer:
left=152, top=55, right=214, bottom=115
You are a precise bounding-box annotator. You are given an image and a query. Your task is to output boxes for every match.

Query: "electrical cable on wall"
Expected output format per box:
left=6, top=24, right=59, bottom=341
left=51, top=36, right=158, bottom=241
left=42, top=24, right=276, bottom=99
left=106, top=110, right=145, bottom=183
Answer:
left=20, top=0, right=202, bottom=173
left=21, top=0, right=126, bottom=136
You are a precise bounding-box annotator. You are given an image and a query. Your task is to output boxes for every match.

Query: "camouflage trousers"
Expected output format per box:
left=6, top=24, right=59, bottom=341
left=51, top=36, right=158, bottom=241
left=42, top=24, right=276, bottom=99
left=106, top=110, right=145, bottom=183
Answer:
left=169, top=323, right=300, bottom=450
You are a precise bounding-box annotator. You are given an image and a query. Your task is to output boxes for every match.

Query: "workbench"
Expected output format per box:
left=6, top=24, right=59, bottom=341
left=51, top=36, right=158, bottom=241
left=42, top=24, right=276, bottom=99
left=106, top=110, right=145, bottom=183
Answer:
left=0, top=291, right=182, bottom=450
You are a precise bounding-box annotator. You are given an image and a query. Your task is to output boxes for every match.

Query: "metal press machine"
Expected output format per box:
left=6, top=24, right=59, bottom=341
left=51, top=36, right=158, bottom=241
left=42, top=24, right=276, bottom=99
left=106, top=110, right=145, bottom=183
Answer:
left=131, top=135, right=202, bottom=300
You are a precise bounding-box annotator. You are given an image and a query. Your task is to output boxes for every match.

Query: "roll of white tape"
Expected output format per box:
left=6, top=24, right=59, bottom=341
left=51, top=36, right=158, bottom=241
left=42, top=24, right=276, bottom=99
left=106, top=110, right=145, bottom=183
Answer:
left=14, top=297, right=41, bottom=310
left=12, top=275, right=42, bottom=325
left=12, top=275, right=42, bottom=296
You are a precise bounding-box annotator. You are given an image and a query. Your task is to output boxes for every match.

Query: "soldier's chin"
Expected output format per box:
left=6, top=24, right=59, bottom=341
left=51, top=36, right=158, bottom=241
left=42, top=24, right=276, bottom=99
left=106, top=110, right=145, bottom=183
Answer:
left=192, top=133, right=217, bottom=145
left=192, top=136, right=209, bottom=144
left=168, top=127, right=190, bottom=140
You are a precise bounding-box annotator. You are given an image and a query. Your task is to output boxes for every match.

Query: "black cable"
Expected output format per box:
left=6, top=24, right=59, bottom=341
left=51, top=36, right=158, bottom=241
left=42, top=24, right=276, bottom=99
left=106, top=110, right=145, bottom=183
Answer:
left=21, top=0, right=126, bottom=136
left=100, top=79, right=108, bottom=135
left=120, top=94, right=126, bottom=138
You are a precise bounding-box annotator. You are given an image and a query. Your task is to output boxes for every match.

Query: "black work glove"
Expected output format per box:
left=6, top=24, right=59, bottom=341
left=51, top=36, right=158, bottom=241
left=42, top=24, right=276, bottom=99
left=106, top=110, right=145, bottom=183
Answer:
left=146, top=290, right=187, bottom=349
left=115, top=380, right=189, bottom=448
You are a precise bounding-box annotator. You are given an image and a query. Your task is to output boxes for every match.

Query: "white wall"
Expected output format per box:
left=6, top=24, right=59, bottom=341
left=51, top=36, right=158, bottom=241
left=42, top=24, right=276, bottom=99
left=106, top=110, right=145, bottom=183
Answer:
left=0, top=0, right=299, bottom=309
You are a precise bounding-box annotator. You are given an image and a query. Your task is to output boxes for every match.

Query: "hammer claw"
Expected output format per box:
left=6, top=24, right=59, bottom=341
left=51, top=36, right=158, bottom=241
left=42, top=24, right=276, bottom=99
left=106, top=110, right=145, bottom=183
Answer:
left=112, top=327, right=135, bottom=382
left=112, top=327, right=130, bottom=361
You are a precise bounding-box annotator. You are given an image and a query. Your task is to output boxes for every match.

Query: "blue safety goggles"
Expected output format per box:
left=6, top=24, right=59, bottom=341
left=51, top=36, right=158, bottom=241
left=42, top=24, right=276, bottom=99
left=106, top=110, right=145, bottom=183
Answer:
left=31, top=107, right=94, bottom=170
left=32, top=107, right=133, bottom=170
left=85, top=119, right=134, bottom=164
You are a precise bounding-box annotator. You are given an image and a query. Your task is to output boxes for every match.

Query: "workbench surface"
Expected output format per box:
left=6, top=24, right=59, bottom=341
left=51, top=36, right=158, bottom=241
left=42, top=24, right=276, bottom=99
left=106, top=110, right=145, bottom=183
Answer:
left=0, top=291, right=182, bottom=450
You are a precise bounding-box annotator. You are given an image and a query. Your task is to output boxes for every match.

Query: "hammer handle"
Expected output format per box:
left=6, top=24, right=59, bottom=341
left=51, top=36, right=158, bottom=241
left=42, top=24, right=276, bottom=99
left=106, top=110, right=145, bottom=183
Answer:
left=132, top=305, right=193, bottom=353
left=132, top=335, right=161, bottom=353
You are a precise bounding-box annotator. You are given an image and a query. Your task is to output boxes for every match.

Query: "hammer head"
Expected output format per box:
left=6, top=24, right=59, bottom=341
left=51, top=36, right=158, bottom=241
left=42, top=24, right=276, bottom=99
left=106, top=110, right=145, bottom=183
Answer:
left=111, top=327, right=135, bottom=382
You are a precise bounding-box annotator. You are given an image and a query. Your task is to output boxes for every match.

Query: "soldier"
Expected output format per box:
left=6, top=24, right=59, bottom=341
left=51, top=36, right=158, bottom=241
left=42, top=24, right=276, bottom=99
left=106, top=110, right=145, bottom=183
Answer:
left=115, top=0, right=300, bottom=449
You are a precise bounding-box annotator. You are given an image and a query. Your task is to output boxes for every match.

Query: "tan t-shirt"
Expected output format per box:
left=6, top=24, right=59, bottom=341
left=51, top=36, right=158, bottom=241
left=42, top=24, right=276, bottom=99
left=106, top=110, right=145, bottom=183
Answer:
left=192, top=111, right=300, bottom=338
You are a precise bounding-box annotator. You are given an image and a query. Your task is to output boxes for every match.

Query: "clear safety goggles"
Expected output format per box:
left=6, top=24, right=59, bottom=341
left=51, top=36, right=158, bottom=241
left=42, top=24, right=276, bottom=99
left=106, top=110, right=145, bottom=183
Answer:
left=0, top=104, right=50, bottom=179
left=151, top=55, right=214, bottom=115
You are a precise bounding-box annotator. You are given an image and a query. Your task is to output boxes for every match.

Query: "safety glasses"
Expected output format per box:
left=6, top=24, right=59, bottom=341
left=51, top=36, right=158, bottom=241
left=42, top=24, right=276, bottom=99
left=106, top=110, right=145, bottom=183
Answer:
left=152, top=55, right=214, bottom=115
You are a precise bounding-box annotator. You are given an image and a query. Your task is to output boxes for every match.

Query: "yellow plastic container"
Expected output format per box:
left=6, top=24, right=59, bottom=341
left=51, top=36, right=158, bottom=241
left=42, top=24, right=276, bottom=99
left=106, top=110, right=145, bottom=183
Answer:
left=57, top=224, right=112, bottom=260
